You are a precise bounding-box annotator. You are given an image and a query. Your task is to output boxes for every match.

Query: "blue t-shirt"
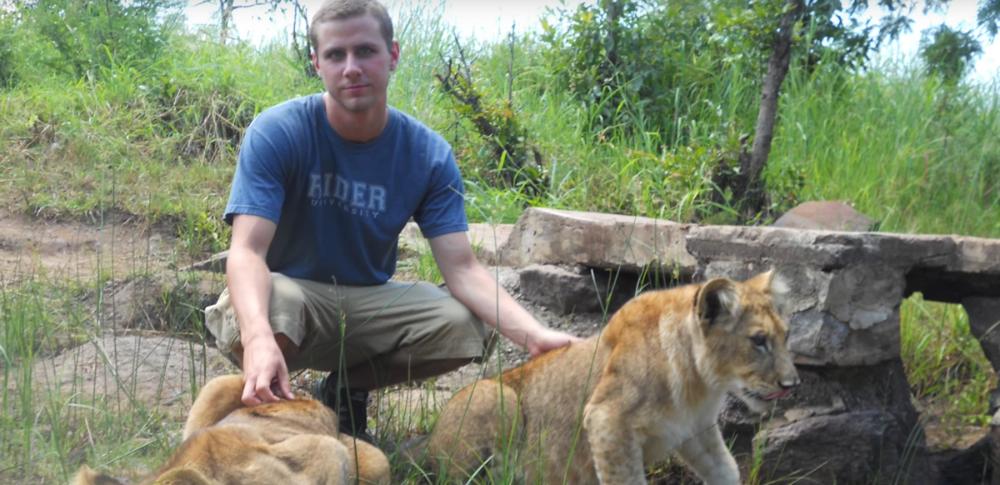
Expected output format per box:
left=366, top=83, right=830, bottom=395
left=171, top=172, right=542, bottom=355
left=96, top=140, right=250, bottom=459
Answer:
left=224, top=94, right=468, bottom=286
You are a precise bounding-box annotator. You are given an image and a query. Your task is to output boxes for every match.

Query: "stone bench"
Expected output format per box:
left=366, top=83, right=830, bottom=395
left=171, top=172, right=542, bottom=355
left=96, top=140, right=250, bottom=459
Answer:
left=498, top=207, right=1000, bottom=484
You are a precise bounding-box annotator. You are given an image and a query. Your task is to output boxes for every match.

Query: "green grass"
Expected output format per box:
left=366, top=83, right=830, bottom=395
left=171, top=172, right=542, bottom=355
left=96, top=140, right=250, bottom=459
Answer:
left=901, top=294, right=996, bottom=428
left=772, top=62, right=1000, bottom=237
left=0, top=273, right=223, bottom=483
left=1, top=2, right=998, bottom=482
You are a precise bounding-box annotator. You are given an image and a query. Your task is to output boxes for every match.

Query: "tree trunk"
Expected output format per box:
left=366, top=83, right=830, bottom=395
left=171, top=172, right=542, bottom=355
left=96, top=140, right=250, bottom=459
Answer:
left=735, top=0, right=804, bottom=220
left=601, top=0, right=622, bottom=71
left=218, top=0, right=234, bottom=44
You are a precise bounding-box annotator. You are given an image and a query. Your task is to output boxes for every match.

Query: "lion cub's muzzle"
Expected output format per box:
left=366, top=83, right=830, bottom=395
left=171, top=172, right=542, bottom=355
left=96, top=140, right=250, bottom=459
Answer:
left=740, top=358, right=800, bottom=411
left=763, top=373, right=801, bottom=400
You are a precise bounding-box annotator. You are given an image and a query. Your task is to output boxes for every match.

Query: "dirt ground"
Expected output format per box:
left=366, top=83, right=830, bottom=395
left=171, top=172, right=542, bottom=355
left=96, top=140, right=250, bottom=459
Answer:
left=0, top=209, right=177, bottom=285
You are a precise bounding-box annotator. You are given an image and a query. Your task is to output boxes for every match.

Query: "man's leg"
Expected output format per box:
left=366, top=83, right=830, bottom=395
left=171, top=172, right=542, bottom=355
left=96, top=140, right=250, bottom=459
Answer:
left=299, top=280, right=493, bottom=441
left=204, top=274, right=310, bottom=369
left=207, top=275, right=493, bottom=440
left=343, top=358, right=473, bottom=390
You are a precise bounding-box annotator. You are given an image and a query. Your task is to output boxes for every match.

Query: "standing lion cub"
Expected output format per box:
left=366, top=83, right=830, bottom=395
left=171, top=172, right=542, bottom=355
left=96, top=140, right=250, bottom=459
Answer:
left=72, top=374, right=390, bottom=485
left=422, top=271, right=799, bottom=484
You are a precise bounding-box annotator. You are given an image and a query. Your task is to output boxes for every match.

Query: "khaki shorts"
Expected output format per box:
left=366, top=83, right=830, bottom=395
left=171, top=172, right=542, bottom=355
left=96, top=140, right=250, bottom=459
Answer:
left=205, top=273, right=494, bottom=374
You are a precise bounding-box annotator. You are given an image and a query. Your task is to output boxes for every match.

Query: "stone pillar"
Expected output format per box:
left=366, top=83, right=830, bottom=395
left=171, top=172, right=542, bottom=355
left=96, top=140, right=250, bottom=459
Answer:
left=966, top=298, right=1000, bottom=484
left=992, top=410, right=1000, bottom=485
left=962, top=297, right=1000, bottom=372
left=687, top=227, right=931, bottom=484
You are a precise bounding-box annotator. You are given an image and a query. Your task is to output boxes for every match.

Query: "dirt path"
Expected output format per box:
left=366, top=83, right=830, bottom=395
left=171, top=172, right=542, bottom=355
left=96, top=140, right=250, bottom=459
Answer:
left=0, top=210, right=177, bottom=284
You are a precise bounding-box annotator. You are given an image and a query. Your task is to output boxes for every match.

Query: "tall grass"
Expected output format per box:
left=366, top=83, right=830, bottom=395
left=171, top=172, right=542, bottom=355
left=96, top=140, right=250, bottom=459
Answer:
left=901, top=294, right=996, bottom=428
left=0, top=273, right=220, bottom=483
left=773, top=62, right=1000, bottom=237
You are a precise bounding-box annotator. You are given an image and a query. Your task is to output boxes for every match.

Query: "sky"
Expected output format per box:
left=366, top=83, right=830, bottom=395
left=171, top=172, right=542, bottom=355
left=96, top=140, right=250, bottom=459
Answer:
left=869, top=1, right=999, bottom=85
left=184, top=0, right=998, bottom=85
left=183, top=0, right=582, bottom=41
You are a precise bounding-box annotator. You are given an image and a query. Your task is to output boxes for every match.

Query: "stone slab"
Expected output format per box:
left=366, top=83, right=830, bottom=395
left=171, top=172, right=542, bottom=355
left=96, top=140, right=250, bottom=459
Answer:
left=687, top=225, right=1000, bottom=301
left=498, top=207, right=696, bottom=274
left=399, top=222, right=513, bottom=265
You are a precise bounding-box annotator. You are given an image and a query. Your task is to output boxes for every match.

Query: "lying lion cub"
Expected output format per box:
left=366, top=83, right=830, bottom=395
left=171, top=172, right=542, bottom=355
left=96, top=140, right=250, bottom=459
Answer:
left=73, top=374, right=390, bottom=485
left=423, top=271, right=799, bottom=484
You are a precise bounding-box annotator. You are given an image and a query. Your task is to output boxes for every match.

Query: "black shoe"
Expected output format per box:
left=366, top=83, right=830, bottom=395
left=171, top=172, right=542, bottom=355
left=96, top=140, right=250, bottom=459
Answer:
left=312, top=374, right=374, bottom=444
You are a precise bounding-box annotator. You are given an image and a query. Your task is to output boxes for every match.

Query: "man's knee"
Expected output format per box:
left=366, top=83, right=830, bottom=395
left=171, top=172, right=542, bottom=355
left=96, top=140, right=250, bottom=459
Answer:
left=437, top=296, right=479, bottom=327
left=231, top=332, right=299, bottom=369
left=206, top=273, right=308, bottom=368
left=269, top=273, right=307, bottom=319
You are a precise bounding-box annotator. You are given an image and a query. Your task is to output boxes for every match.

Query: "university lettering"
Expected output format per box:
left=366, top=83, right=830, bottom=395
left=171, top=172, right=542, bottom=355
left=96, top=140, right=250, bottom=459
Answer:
left=309, top=173, right=386, bottom=215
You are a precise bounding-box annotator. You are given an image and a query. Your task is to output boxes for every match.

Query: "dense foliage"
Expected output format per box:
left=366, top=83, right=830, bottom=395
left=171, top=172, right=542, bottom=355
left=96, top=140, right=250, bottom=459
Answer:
left=1, top=0, right=996, bottom=238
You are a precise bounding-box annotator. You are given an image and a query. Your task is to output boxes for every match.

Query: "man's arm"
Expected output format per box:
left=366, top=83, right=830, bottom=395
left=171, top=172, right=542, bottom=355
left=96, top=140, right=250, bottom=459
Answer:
left=428, top=232, right=581, bottom=356
left=227, top=214, right=293, bottom=405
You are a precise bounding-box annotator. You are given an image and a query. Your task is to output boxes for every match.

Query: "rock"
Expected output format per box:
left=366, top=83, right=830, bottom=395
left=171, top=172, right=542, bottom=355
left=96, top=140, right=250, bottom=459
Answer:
left=720, top=361, right=925, bottom=483
left=773, top=200, right=876, bottom=232
left=686, top=225, right=1000, bottom=303
left=700, top=261, right=902, bottom=366
left=929, top=434, right=991, bottom=485
left=13, top=335, right=238, bottom=420
left=518, top=264, right=600, bottom=315
left=517, top=264, right=633, bottom=315
left=754, top=410, right=931, bottom=485
left=399, top=222, right=513, bottom=265
left=499, top=208, right=696, bottom=274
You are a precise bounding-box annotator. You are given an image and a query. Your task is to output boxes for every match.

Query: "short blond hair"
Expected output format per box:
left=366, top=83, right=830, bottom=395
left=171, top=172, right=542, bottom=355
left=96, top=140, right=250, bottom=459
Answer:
left=309, top=0, right=394, bottom=51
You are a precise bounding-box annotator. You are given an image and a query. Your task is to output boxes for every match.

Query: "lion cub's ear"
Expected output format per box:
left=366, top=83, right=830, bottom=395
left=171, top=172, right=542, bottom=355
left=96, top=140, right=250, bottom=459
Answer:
left=695, top=278, right=741, bottom=330
left=747, top=269, right=791, bottom=315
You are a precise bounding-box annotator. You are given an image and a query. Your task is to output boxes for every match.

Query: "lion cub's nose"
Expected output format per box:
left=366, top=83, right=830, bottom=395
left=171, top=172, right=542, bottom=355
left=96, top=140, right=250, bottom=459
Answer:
left=780, top=376, right=801, bottom=389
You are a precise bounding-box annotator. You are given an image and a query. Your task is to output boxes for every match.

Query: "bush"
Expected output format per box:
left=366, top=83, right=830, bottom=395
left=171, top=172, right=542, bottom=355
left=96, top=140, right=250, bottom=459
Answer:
left=0, top=15, right=17, bottom=88
left=20, top=0, right=183, bottom=80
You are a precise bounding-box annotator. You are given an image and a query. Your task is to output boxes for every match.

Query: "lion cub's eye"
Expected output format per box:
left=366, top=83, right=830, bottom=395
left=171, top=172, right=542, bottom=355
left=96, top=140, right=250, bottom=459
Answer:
left=749, top=333, right=769, bottom=349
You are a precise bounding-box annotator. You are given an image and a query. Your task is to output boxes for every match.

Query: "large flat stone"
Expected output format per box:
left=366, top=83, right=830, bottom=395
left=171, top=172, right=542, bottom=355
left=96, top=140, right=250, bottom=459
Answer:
left=686, top=225, right=1000, bottom=302
left=498, top=208, right=696, bottom=274
left=687, top=226, right=956, bottom=269
left=398, top=222, right=513, bottom=265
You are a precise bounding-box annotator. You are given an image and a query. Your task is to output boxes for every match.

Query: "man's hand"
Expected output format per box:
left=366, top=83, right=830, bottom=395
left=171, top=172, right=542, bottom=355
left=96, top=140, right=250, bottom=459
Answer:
left=240, top=334, right=293, bottom=405
left=525, top=327, right=582, bottom=357
left=428, top=232, right=583, bottom=359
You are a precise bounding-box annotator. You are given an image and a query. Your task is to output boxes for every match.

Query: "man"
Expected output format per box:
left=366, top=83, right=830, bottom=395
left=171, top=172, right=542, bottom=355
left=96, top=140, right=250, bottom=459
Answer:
left=204, top=0, right=579, bottom=443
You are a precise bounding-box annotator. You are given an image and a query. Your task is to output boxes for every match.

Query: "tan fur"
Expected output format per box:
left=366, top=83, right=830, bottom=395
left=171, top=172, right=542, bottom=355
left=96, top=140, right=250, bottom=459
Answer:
left=423, top=271, right=800, bottom=484
left=72, top=374, right=391, bottom=485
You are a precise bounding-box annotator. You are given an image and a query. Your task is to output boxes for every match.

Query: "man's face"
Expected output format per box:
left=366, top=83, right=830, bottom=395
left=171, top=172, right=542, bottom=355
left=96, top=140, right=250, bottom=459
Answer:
left=311, top=14, right=399, bottom=115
